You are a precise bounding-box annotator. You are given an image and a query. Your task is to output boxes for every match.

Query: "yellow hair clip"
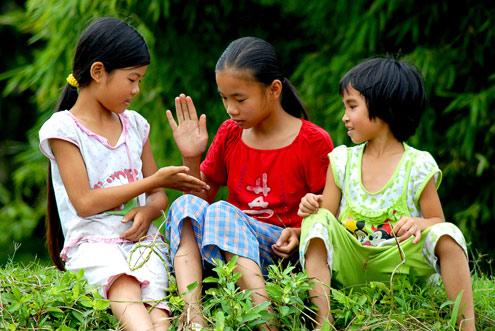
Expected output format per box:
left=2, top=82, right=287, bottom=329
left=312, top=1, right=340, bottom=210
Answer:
left=66, top=73, right=79, bottom=88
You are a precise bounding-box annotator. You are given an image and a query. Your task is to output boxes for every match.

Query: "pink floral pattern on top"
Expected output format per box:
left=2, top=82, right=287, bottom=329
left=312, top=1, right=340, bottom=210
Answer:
left=39, top=110, right=156, bottom=256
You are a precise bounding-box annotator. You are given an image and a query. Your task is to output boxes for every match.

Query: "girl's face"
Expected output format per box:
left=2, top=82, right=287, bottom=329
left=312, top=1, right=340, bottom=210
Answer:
left=341, top=84, right=386, bottom=143
left=97, top=65, right=148, bottom=113
left=215, top=69, right=273, bottom=129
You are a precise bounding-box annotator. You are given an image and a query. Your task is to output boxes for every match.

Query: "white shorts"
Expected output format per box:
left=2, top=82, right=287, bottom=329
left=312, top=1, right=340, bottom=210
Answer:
left=65, top=241, right=169, bottom=311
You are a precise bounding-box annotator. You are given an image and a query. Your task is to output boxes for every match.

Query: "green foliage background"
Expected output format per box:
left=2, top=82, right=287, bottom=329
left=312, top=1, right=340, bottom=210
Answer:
left=0, top=0, right=494, bottom=267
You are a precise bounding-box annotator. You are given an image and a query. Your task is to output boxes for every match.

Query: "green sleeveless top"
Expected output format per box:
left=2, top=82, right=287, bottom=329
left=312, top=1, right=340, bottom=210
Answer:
left=330, top=143, right=442, bottom=247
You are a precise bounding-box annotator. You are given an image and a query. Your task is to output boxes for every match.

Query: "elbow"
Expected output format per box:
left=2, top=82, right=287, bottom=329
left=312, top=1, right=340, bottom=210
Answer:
left=75, top=209, right=93, bottom=218
left=72, top=198, right=97, bottom=218
left=74, top=206, right=93, bottom=218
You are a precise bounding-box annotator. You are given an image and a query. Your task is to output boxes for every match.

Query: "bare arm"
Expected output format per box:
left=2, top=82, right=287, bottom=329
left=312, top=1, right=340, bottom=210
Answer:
left=297, top=162, right=341, bottom=217
left=50, top=138, right=208, bottom=218
left=122, top=138, right=209, bottom=241
left=120, top=138, right=166, bottom=240
left=139, top=138, right=167, bottom=212
left=394, top=178, right=444, bottom=243
left=418, top=177, right=445, bottom=223
left=318, top=164, right=342, bottom=216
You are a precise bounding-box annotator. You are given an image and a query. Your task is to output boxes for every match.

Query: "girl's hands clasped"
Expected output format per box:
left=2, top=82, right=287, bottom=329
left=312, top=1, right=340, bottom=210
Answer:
left=166, top=94, right=208, bottom=158
left=393, top=216, right=423, bottom=244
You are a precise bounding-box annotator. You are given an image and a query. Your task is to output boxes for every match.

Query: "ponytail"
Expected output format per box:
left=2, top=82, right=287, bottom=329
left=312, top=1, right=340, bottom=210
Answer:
left=55, top=85, right=79, bottom=112
left=45, top=83, right=77, bottom=271
left=281, top=78, right=308, bottom=119
left=46, top=83, right=78, bottom=270
left=46, top=167, right=65, bottom=270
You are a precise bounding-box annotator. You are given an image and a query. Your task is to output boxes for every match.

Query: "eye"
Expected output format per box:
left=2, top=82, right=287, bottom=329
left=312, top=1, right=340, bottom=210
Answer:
left=237, top=99, right=247, bottom=103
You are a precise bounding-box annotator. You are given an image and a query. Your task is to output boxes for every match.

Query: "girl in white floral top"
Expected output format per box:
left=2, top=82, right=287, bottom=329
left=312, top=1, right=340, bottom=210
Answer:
left=39, top=17, right=208, bottom=331
left=298, top=57, right=475, bottom=330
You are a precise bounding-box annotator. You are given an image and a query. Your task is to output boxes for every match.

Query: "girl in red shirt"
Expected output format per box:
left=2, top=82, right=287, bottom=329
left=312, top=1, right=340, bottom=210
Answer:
left=166, top=37, right=333, bottom=329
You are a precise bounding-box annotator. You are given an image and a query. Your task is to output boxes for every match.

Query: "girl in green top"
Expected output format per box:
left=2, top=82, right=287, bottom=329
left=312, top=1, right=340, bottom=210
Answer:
left=298, top=57, right=474, bottom=330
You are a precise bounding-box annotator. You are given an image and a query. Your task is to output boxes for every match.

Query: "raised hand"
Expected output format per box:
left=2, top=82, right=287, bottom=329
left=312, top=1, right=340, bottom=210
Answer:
left=166, top=94, right=208, bottom=158
left=153, top=165, right=209, bottom=192
left=297, top=193, right=322, bottom=217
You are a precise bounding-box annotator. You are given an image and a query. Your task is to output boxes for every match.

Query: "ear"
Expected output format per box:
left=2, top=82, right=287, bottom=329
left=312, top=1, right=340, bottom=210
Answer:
left=269, top=79, right=283, bottom=99
left=90, top=61, right=106, bottom=82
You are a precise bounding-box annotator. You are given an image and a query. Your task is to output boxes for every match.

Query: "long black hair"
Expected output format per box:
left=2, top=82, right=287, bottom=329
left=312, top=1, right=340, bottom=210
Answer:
left=47, top=17, right=150, bottom=270
left=215, top=36, right=308, bottom=119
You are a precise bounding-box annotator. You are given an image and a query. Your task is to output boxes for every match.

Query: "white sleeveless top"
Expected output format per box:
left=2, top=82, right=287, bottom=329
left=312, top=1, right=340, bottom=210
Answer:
left=39, top=110, right=159, bottom=259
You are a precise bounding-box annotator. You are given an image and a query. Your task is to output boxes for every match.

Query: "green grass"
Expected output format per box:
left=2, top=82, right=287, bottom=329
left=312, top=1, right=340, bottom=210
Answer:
left=1, top=256, right=494, bottom=330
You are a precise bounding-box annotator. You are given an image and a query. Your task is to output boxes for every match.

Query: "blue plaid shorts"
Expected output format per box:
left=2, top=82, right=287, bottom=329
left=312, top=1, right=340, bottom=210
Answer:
left=166, top=194, right=284, bottom=272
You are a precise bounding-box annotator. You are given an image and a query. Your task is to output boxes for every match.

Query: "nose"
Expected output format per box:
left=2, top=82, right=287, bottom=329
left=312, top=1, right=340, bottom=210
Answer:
left=131, top=84, right=140, bottom=96
left=342, top=111, right=349, bottom=123
left=225, top=102, right=239, bottom=116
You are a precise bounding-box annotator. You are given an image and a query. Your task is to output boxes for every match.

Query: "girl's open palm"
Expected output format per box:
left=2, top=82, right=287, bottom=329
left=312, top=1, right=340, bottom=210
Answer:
left=166, top=94, right=208, bottom=158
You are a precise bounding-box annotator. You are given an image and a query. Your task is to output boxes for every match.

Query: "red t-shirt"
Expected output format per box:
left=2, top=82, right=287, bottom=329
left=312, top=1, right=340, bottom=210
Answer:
left=200, top=119, right=333, bottom=228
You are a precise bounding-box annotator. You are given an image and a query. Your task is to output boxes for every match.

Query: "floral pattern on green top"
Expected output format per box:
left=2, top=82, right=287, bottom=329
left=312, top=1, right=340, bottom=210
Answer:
left=328, top=143, right=441, bottom=247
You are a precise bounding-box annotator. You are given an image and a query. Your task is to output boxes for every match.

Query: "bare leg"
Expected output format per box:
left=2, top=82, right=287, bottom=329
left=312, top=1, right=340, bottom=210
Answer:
left=108, top=274, right=154, bottom=331
left=436, top=236, right=475, bottom=331
left=304, top=238, right=333, bottom=327
left=224, top=252, right=278, bottom=331
left=174, top=219, right=205, bottom=326
left=149, top=307, right=170, bottom=330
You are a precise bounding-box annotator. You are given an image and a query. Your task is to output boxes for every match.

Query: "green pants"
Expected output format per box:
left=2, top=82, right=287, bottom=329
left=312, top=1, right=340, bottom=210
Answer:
left=299, top=209, right=466, bottom=287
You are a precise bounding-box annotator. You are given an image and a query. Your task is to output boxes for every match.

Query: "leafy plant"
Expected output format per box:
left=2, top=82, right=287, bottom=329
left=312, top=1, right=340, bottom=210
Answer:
left=202, top=256, right=272, bottom=330
left=0, top=260, right=116, bottom=330
left=1, top=0, right=494, bottom=269
left=1, top=258, right=494, bottom=330
left=265, top=262, right=314, bottom=330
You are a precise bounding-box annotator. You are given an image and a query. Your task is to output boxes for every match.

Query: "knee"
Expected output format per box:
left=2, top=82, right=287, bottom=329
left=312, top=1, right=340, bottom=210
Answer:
left=209, top=200, right=232, bottom=210
left=308, top=238, right=326, bottom=251
left=206, top=200, right=237, bottom=220
left=305, top=238, right=328, bottom=261
left=108, top=274, right=141, bottom=298
left=168, top=194, right=207, bottom=226
left=170, top=194, right=204, bottom=211
left=435, top=235, right=464, bottom=258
